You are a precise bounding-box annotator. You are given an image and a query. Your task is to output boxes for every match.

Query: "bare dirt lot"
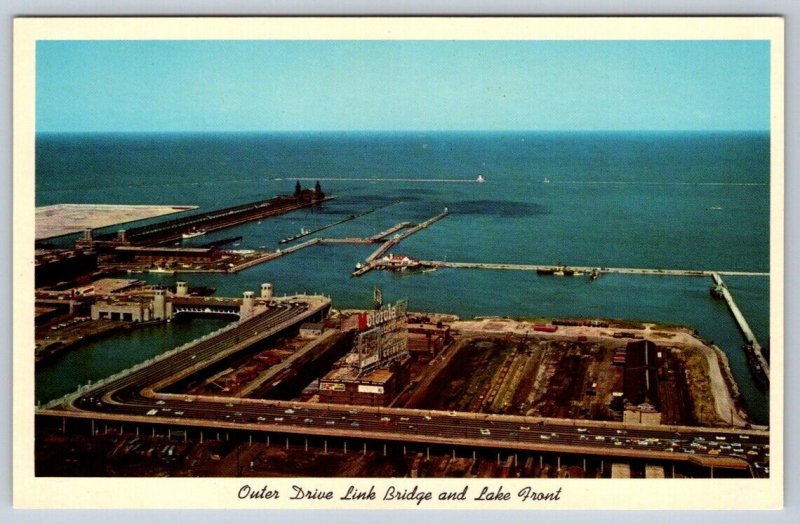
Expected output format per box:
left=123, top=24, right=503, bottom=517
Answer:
left=407, top=318, right=746, bottom=427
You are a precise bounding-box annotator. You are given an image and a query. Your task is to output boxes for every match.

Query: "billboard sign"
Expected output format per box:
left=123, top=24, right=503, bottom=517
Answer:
left=320, top=382, right=346, bottom=392
left=358, top=385, right=384, bottom=394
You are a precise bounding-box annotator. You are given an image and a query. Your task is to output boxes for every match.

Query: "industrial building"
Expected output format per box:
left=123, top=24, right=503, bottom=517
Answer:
left=318, top=301, right=411, bottom=406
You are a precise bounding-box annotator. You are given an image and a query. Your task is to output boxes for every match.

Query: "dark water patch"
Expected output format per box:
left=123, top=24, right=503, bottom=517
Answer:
left=453, top=200, right=550, bottom=217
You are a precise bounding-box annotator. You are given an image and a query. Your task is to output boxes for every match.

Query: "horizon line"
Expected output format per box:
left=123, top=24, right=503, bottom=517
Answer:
left=36, top=128, right=770, bottom=135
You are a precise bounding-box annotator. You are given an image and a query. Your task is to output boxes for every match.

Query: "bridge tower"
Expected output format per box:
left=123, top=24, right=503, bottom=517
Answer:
left=152, top=289, right=166, bottom=320
left=176, top=281, right=189, bottom=297
left=261, top=283, right=273, bottom=300
left=241, top=291, right=255, bottom=318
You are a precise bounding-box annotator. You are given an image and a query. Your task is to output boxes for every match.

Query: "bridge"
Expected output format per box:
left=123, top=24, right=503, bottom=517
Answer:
left=37, top=283, right=768, bottom=474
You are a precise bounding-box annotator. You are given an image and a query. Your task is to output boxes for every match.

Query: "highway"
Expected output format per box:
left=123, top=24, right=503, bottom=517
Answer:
left=40, top=326, right=770, bottom=472
left=36, top=293, right=769, bottom=474
left=44, top=398, right=769, bottom=472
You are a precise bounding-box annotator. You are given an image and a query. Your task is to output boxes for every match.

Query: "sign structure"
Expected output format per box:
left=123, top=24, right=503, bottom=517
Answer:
left=319, top=382, right=346, bottom=392
left=354, top=300, right=408, bottom=375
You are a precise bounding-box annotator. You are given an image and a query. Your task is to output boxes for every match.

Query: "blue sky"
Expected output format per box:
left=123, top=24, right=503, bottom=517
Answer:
left=36, top=40, right=770, bottom=132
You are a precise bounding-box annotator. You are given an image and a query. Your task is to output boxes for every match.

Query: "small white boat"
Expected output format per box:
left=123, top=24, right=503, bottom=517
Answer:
left=476, top=174, right=486, bottom=183
left=708, top=205, right=723, bottom=211
left=181, top=229, right=206, bottom=239
left=543, top=177, right=551, bottom=184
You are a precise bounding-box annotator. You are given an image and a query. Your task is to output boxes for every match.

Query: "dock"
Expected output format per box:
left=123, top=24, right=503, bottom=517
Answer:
left=353, top=208, right=450, bottom=275
left=84, top=192, right=332, bottom=249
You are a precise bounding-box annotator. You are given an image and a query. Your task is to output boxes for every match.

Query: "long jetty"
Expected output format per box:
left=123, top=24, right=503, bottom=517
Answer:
left=368, top=221, right=413, bottom=241
left=353, top=208, right=450, bottom=275
left=424, top=261, right=768, bottom=278
left=711, top=273, right=770, bottom=381
left=278, top=203, right=392, bottom=244
left=367, top=209, right=449, bottom=263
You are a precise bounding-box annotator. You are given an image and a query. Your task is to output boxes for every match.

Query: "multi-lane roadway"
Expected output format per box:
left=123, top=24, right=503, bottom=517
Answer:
left=38, top=298, right=770, bottom=475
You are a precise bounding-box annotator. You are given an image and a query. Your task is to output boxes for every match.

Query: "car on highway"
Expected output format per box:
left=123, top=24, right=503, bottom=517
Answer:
left=480, top=429, right=491, bottom=436
left=146, top=409, right=158, bottom=416
left=156, top=400, right=166, bottom=405
left=274, top=417, right=284, bottom=422
left=284, top=409, right=295, bottom=414
left=174, top=411, right=184, bottom=416
left=256, top=416, right=266, bottom=422
left=577, top=428, right=588, bottom=433
left=519, top=426, right=530, bottom=431
left=423, top=415, right=432, bottom=421
left=304, top=418, right=313, bottom=424
left=325, top=420, right=336, bottom=426
left=350, top=421, right=360, bottom=427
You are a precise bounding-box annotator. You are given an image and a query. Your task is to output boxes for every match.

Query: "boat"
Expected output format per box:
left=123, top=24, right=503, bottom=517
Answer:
left=148, top=267, right=175, bottom=275
left=476, top=174, right=486, bottom=183
left=543, top=177, right=550, bottom=184
left=181, top=229, right=206, bottom=239
left=742, top=344, right=769, bottom=389
left=708, top=205, right=723, bottom=211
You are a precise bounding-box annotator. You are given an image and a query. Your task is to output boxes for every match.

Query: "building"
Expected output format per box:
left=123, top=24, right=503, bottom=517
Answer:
left=35, top=249, right=98, bottom=288
left=299, top=322, right=325, bottom=337
left=91, top=296, right=156, bottom=322
left=319, top=301, right=410, bottom=406
left=407, top=322, right=450, bottom=360
left=318, top=355, right=410, bottom=407
left=112, top=246, right=221, bottom=266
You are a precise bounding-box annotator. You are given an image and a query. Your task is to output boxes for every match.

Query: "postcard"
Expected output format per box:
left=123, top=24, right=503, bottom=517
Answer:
left=13, top=16, right=783, bottom=509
